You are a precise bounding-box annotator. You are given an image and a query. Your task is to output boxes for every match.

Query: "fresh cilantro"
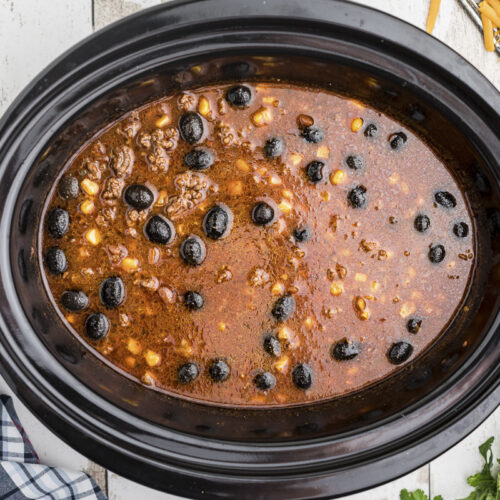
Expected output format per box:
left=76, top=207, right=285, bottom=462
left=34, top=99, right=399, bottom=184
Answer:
left=400, top=437, right=498, bottom=500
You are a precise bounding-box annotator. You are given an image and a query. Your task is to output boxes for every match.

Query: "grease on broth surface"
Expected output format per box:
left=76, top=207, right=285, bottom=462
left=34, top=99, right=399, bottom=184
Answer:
left=41, top=83, right=475, bottom=406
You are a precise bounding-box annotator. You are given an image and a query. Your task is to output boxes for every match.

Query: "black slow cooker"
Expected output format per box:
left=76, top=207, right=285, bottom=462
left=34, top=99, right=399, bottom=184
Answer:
left=0, top=1, right=498, bottom=498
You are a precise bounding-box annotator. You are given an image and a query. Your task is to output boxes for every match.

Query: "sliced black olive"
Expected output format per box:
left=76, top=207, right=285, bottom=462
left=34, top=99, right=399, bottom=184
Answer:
left=178, top=362, right=199, bottom=383
left=264, top=137, right=284, bottom=158
left=180, top=235, right=206, bottom=266
left=85, top=313, right=109, bottom=340
left=46, top=208, right=69, bottom=238
left=184, top=149, right=214, bottom=171
left=179, top=112, right=204, bottom=144
left=226, top=85, right=252, bottom=107
left=434, top=191, right=457, bottom=208
left=263, top=334, right=281, bottom=357
left=292, top=363, right=313, bottom=389
left=144, top=215, right=175, bottom=244
left=453, top=221, right=469, bottom=238
left=346, top=155, right=364, bottom=171
left=254, top=372, right=276, bottom=391
left=414, top=214, right=430, bottom=233
left=294, top=226, right=311, bottom=242
left=184, top=291, right=204, bottom=310
left=301, top=126, right=324, bottom=143
left=272, top=294, right=295, bottom=321
left=407, top=318, right=422, bottom=334
left=209, top=359, right=230, bottom=382
left=389, top=132, right=407, bottom=150
left=364, top=123, right=378, bottom=138
left=387, top=341, right=413, bottom=364
left=124, top=184, right=154, bottom=210
left=428, top=244, right=446, bottom=264
left=332, top=339, right=361, bottom=361
left=45, top=246, right=67, bottom=275
left=347, top=185, right=367, bottom=208
left=306, top=160, right=326, bottom=183
left=251, top=202, right=275, bottom=226
left=203, top=205, right=232, bottom=240
left=100, top=277, right=125, bottom=308
left=61, top=290, right=89, bottom=312
left=58, top=175, right=79, bottom=200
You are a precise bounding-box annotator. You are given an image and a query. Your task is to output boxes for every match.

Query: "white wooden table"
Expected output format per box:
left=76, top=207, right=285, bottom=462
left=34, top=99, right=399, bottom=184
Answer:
left=0, top=1, right=498, bottom=498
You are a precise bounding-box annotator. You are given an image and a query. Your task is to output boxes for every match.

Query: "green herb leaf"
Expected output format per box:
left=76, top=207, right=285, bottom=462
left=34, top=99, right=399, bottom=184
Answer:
left=400, top=489, right=429, bottom=500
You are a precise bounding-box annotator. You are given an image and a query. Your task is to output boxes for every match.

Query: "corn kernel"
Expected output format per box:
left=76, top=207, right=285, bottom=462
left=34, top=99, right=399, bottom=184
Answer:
left=218, top=322, right=227, bottom=331
left=141, top=371, right=156, bottom=386
left=178, top=339, right=193, bottom=356
left=127, top=338, right=142, bottom=355
left=155, top=114, right=170, bottom=128
left=124, top=356, right=136, bottom=368
left=236, top=159, right=251, bottom=172
left=278, top=326, right=293, bottom=341
left=320, top=191, right=330, bottom=202
left=85, top=228, right=101, bottom=246
left=330, top=282, right=344, bottom=296
left=271, top=282, right=285, bottom=295
left=316, top=145, right=330, bottom=158
left=304, top=316, right=314, bottom=329
left=79, top=247, right=90, bottom=258
left=81, top=178, right=99, bottom=195
left=355, top=273, right=367, bottom=282
left=355, top=296, right=366, bottom=311
left=282, top=189, right=293, bottom=199
left=269, top=175, right=282, bottom=185
left=274, top=356, right=289, bottom=372
left=121, top=257, right=139, bottom=272
left=262, top=96, right=277, bottom=104
left=228, top=180, right=243, bottom=196
left=251, top=107, right=272, bottom=126
left=351, top=117, right=364, bottom=132
left=399, top=302, right=416, bottom=318
left=198, top=96, right=210, bottom=116
left=144, top=349, right=161, bottom=367
left=80, top=199, right=95, bottom=214
left=190, top=65, right=202, bottom=74
left=371, top=281, right=380, bottom=292
left=359, top=310, right=370, bottom=321
left=278, top=200, right=292, bottom=214
left=155, top=189, right=168, bottom=206
left=330, top=170, right=346, bottom=185
left=66, top=314, right=76, bottom=324
left=289, top=153, right=302, bottom=166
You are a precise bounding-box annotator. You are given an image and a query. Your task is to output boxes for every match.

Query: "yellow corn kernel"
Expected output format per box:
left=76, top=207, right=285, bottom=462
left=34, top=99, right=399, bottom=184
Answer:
left=399, top=302, right=416, bottom=318
left=330, top=282, right=344, bottom=296
left=81, top=178, right=99, bottom=195
left=303, top=316, right=314, bottom=329
left=262, top=96, right=277, bottom=104
left=251, top=107, right=272, bottom=127
left=355, top=296, right=366, bottom=311
left=317, top=145, right=330, bottom=158
left=127, top=338, right=142, bottom=355
left=320, top=191, right=330, bottom=202
left=278, top=199, right=292, bottom=214
left=269, top=175, right=282, bottom=185
left=274, top=355, right=289, bottom=372
left=359, top=310, right=370, bottom=321
left=282, top=189, right=293, bottom=199
left=121, top=257, right=139, bottom=272
left=218, top=322, right=227, bottom=331
left=144, top=349, right=161, bottom=367
left=155, top=114, right=170, bottom=128
left=330, top=170, right=346, bottom=185
left=289, top=153, right=302, bottom=166
left=371, top=281, right=380, bottom=292
left=198, top=96, right=210, bottom=116
left=141, top=371, right=156, bottom=386
left=80, top=199, right=95, bottom=214
left=228, top=180, right=243, bottom=196
left=236, top=159, right=251, bottom=172
left=79, top=247, right=90, bottom=258
left=351, top=117, right=364, bottom=132
left=355, top=273, right=367, bottom=282
left=178, top=339, right=193, bottom=356
left=277, top=326, right=293, bottom=341
left=124, top=356, right=136, bottom=368
left=190, top=65, right=202, bottom=74
left=155, top=189, right=168, bottom=206
left=66, top=314, right=76, bottom=324
left=271, top=282, right=285, bottom=295
left=85, top=228, right=101, bottom=246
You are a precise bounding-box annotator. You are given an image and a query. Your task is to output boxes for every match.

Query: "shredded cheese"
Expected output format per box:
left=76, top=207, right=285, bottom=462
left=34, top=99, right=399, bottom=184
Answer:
left=486, top=0, right=500, bottom=18
left=481, top=13, right=496, bottom=51
left=480, top=1, right=500, bottom=27
left=426, top=0, right=441, bottom=33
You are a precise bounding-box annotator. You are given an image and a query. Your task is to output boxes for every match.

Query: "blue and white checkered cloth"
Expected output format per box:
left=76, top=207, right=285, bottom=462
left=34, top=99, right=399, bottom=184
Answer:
left=0, top=395, right=106, bottom=500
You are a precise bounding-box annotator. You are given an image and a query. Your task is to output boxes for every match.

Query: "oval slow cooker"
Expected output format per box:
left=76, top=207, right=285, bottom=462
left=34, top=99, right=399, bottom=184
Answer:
left=0, top=0, right=498, bottom=498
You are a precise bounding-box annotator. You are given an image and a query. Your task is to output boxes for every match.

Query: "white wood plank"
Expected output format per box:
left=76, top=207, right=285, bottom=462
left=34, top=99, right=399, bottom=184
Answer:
left=0, top=0, right=93, bottom=117
left=430, top=408, right=500, bottom=499
left=107, top=472, right=179, bottom=500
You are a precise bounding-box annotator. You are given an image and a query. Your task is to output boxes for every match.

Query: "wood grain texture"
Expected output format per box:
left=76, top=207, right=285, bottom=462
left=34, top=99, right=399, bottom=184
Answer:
left=0, top=0, right=498, bottom=499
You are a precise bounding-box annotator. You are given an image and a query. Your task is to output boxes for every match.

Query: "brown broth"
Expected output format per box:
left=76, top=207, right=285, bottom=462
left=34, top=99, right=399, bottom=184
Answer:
left=41, top=83, right=475, bottom=406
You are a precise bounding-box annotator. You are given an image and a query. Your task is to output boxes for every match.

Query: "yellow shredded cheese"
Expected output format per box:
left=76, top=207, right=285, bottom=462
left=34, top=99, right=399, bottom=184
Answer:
left=426, top=0, right=441, bottom=33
